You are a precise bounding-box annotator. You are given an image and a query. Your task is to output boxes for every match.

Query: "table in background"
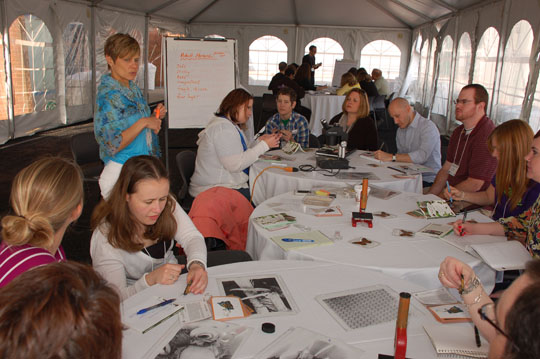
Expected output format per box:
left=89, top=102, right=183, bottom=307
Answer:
left=249, top=149, right=422, bottom=205
left=303, top=93, right=345, bottom=136
left=122, top=260, right=463, bottom=359
left=247, top=191, right=500, bottom=292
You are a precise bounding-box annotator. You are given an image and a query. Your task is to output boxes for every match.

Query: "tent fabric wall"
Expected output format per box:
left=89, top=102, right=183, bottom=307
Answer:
left=188, top=23, right=411, bottom=96
left=401, top=0, right=540, bottom=135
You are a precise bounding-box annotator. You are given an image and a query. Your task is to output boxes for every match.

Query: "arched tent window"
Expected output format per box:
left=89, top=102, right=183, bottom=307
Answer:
left=248, top=35, right=287, bottom=86
left=473, top=27, right=500, bottom=106
left=450, top=33, right=472, bottom=123
left=432, top=36, right=453, bottom=116
left=63, top=22, right=90, bottom=106
left=405, top=34, right=422, bottom=101
left=9, top=14, right=56, bottom=116
left=495, top=20, right=533, bottom=123
left=360, top=40, right=401, bottom=80
left=425, top=38, right=437, bottom=105
left=305, top=37, right=344, bottom=86
left=417, top=40, right=430, bottom=103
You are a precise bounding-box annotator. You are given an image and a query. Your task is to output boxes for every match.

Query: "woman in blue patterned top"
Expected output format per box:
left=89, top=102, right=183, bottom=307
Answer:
left=95, top=33, right=166, bottom=198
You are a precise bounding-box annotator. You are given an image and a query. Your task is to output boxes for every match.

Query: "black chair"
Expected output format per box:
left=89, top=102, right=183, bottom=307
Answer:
left=175, top=150, right=196, bottom=212
left=70, top=132, right=103, bottom=182
left=308, top=133, right=320, bottom=148
left=259, top=93, right=278, bottom=130
left=372, top=95, right=389, bottom=129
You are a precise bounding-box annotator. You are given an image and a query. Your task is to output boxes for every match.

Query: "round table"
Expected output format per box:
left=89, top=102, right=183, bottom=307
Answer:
left=249, top=149, right=422, bottom=205
left=247, top=191, right=500, bottom=292
left=303, top=93, right=345, bottom=136
left=121, top=260, right=461, bottom=359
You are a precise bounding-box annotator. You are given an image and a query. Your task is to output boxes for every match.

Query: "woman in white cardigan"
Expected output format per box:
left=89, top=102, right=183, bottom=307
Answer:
left=90, top=155, right=208, bottom=300
left=189, top=89, right=280, bottom=200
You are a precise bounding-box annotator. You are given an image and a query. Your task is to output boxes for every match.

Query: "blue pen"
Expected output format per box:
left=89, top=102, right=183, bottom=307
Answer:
left=446, top=181, right=453, bottom=203
left=137, top=298, right=176, bottom=315
left=281, top=238, right=315, bottom=243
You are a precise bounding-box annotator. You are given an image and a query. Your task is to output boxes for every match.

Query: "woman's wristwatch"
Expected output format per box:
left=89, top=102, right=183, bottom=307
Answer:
left=392, top=154, right=396, bottom=162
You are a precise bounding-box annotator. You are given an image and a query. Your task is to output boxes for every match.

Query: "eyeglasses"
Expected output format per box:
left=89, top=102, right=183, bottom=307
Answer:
left=454, top=99, right=473, bottom=105
left=478, top=303, right=520, bottom=352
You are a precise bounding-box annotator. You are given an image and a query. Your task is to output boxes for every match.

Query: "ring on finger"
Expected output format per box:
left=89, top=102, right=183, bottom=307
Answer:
left=438, top=272, right=445, bottom=278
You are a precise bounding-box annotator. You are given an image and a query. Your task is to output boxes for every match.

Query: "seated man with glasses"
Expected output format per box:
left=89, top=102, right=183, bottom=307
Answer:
left=438, top=256, right=540, bottom=359
left=428, top=84, right=497, bottom=197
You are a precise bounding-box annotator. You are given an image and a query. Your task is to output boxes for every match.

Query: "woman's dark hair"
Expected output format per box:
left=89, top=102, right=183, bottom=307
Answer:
left=505, top=259, right=540, bottom=359
left=92, top=155, right=177, bottom=252
left=0, top=261, right=122, bottom=359
left=215, top=88, right=253, bottom=125
left=295, top=63, right=311, bottom=82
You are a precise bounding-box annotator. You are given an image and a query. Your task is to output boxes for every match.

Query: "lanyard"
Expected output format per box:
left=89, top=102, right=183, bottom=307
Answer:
left=235, top=126, right=249, bottom=175
left=451, top=128, right=471, bottom=168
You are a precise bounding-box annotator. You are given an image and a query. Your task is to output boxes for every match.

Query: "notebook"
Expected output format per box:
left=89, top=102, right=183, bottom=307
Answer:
left=470, top=240, right=531, bottom=271
left=424, top=324, right=488, bottom=358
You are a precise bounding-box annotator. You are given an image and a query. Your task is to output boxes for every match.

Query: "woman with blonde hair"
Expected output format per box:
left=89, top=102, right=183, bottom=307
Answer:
left=91, top=155, right=209, bottom=300
left=0, top=157, right=83, bottom=287
left=329, top=88, right=378, bottom=150
left=446, top=119, right=540, bottom=220
left=336, top=72, right=361, bottom=96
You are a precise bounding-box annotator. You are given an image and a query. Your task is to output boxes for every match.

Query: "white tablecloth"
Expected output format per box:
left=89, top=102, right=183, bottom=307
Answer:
left=303, top=93, right=345, bottom=136
left=247, top=191, right=500, bottom=292
left=122, top=260, right=465, bottom=359
left=249, top=149, right=422, bottom=205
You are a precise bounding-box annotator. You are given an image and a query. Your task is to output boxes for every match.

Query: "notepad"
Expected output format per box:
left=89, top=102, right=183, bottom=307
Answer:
left=470, top=240, right=531, bottom=271
left=270, top=230, right=333, bottom=251
left=424, top=324, right=488, bottom=358
left=417, top=223, right=454, bottom=238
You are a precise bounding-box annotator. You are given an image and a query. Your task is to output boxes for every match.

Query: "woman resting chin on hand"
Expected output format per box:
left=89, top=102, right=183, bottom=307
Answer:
left=90, top=155, right=208, bottom=300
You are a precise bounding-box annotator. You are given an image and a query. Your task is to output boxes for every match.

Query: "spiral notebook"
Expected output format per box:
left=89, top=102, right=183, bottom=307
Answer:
left=424, top=324, right=488, bottom=358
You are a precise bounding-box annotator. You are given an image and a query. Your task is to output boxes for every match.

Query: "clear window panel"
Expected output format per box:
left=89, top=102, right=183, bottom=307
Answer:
left=495, top=20, right=533, bottom=124
left=450, top=33, right=472, bottom=123
left=63, top=22, right=90, bottom=106
left=432, top=36, right=453, bottom=116
left=305, top=37, right=344, bottom=86
left=9, top=14, right=56, bottom=115
left=248, top=35, right=287, bottom=86
left=360, top=40, right=401, bottom=80
left=473, top=27, right=500, bottom=108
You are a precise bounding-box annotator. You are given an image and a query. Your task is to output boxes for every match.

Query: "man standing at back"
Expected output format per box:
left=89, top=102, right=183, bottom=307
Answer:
left=428, top=84, right=497, bottom=196
left=265, top=87, right=310, bottom=148
left=302, top=45, right=321, bottom=86
left=374, top=97, right=441, bottom=187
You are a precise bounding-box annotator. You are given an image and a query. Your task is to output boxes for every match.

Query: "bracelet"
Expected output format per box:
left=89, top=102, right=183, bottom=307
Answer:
left=462, top=275, right=481, bottom=295
left=188, top=260, right=206, bottom=271
left=464, top=290, right=483, bottom=306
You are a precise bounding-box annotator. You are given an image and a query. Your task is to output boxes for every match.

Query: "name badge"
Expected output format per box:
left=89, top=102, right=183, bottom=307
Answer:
left=448, top=162, right=459, bottom=176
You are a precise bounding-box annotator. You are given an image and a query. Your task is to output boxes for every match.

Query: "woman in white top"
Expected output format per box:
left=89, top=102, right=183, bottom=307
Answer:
left=90, top=155, right=208, bottom=300
left=189, top=89, right=280, bottom=200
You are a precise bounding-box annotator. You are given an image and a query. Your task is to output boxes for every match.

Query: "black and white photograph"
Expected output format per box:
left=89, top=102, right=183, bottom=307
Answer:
left=155, top=321, right=251, bottom=359
left=217, top=275, right=297, bottom=317
left=256, top=327, right=364, bottom=359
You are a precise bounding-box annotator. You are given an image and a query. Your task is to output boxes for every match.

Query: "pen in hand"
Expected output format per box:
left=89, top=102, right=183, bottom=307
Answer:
left=155, top=107, right=160, bottom=119
left=446, top=181, right=453, bottom=203
left=183, top=280, right=193, bottom=296
left=281, top=238, right=315, bottom=243
left=137, top=298, right=175, bottom=315
left=460, top=211, right=468, bottom=236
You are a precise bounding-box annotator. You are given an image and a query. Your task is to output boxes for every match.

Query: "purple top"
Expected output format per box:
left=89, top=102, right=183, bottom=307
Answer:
left=491, top=176, right=540, bottom=220
left=0, top=242, right=66, bottom=288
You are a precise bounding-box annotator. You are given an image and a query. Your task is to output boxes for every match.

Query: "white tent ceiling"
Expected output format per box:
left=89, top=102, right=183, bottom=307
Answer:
left=95, top=0, right=488, bottom=29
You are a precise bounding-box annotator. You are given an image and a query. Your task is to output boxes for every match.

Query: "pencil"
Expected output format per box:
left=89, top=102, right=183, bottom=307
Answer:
left=379, top=141, right=385, bottom=151
left=183, top=280, right=192, bottom=295
left=460, top=211, right=468, bottom=236
left=459, top=274, right=464, bottom=295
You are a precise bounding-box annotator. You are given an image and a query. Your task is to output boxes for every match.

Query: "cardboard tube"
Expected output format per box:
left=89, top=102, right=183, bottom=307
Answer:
left=394, top=292, right=411, bottom=359
left=360, top=178, right=369, bottom=211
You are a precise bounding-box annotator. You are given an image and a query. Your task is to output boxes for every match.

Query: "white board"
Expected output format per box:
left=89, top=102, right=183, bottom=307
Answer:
left=332, top=59, right=359, bottom=87
left=165, top=38, right=236, bottom=128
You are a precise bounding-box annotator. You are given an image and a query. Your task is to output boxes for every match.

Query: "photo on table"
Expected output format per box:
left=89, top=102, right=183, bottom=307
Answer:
left=217, top=274, right=298, bottom=317
left=256, top=326, right=365, bottom=358
left=154, top=321, right=251, bottom=359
